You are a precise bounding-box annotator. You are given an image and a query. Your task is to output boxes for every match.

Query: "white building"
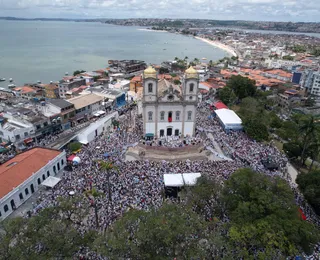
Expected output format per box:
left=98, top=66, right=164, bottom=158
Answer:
left=142, top=66, right=198, bottom=138
left=0, top=147, right=66, bottom=221
left=0, top=116, right=35, bottom=144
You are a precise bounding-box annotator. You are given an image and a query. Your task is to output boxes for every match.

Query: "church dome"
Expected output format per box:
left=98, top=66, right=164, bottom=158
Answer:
left=144, top=66, right=157, bottom=79
left=185, top=66, right=198, bottom=79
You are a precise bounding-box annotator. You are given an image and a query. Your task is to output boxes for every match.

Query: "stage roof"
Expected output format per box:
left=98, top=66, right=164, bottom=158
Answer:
left=215, top=108, right=242, bottom=125
left=41, top=176, right=61, bottom=188
left=163, top=173, right=201, bottom=187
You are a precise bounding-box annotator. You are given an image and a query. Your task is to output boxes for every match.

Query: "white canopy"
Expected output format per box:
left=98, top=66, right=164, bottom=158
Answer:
left=93, top=110, right=106, bottom=117
left=215, top=108, right=242, bottom=130
left=41, top=176, right=61, bottom=188
left=163, top=173, right=201, bottom=187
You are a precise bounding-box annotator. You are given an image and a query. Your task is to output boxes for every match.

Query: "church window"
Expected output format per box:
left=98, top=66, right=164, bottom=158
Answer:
left=190, top=83, right=194, bottom=92
left=168, top=111, right=172, bottom=122
left=148, top=83, right=153, bottom=93
left=148, top=111, right=153, bottom=121
left=187, top=111, right=192, bottom=121
left=176, top=111, right=180, bottom=121
left=160, top=111, right=165, bottom=121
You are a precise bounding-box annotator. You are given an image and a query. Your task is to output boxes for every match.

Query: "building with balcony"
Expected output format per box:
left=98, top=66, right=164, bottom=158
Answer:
left=142, top=66, right=198, bottom=139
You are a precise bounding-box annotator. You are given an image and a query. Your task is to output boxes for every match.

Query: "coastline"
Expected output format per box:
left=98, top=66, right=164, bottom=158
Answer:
left=195, top=36, right=237, bottom=57
left=138, top=28, right=168, bottom=33
left=138, top=28, right=237, bottom=57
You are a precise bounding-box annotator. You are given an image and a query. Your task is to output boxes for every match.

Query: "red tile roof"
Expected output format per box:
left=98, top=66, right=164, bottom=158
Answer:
left=0, top=148, right=61, bottom=199
left=214, top=101, right=228, bottom=109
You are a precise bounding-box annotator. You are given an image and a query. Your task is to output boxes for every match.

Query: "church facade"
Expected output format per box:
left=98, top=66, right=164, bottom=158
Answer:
left=142, top=66, right=199, bottom=138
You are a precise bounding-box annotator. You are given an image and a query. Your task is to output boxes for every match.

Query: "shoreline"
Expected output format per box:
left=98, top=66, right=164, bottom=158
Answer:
left=194, top=36, right=237, bottom=57
left=138, top=28, right=237, bottom=57
left=138, top=28, right=168, bottom=33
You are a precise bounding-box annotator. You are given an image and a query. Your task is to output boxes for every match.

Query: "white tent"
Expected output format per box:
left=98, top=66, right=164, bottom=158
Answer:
left=215, top=108, right=242, bottom=130
left=41, top=176, right=61, bottom=188
left=163, top=173, right=201, bottom=187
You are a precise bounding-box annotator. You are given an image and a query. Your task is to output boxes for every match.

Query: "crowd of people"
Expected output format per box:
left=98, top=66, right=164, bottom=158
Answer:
left=16, top=101, right=320, bottom=258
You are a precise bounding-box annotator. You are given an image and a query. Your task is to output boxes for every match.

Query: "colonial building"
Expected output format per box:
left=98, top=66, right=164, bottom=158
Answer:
left=142, top=66, right=198, bottom=138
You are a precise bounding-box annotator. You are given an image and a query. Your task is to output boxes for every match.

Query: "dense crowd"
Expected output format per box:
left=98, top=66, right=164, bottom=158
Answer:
left=20, top=102, right=320, bottom=258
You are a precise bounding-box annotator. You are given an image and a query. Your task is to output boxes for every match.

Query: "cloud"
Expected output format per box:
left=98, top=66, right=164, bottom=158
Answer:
left=0, top=0, right=319, bottom=22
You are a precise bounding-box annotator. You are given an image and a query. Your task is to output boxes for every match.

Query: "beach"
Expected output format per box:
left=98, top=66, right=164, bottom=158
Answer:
left=195, top=36, right=237, bottom=57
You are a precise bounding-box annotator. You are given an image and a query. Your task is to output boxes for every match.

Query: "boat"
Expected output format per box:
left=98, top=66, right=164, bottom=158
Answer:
left=0, top=78, right=5, bottom=81
left=9, top=78, right=13, bottom=82
left=202, top=57, right=207, bottom=60
left=8, top=84, right=16, bottom=89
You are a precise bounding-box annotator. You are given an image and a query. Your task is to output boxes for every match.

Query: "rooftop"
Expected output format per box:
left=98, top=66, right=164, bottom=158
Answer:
left=68, top=93, right=104, bottom=109
left=0, top=148, right=61, bottom=200
left=49, top=99, right=73, bottom=109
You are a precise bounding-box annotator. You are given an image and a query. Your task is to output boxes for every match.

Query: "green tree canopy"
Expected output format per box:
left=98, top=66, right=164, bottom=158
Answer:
left=222, top=168, right=320, bottom=257
left=226, top=75, right=256, bottom=99
left=68, top=142, right=82, bottom=152
left=73, top=70, right=86, bottom=76
left=243, top=117, right=269, bottom=141
left=217, top=87, right=236, bottom=106
left=297, top=170, right=320, bottom=215
left=95, top=204, right=210, bottom=259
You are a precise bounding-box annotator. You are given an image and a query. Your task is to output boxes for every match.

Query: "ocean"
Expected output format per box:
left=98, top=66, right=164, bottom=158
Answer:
left=0, top=20, right=229, bottom=88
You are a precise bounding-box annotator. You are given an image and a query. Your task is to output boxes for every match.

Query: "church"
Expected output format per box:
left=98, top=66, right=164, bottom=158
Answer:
left=142, top=66, right=199, bottom=139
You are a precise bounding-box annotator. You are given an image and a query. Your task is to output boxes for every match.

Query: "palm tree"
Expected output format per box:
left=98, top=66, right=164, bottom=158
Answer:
left=96, top=160, right=118, bottom=203
left=84, top=187, right=104, bottom=228
left=298, top=115, right=319, bottom=166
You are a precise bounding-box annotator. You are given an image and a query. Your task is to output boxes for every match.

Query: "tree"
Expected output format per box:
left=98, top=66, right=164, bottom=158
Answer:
left=243, top=117, right=269, bottom=141
left=68, top=142, right=82, bottom=152
left=173, top=79, right=181, bottom=85
left=223, top=168, right=320, bottom=257
left=270, top=112, right=283, bottom=129
left=283, top=142, right=302, bottom=160
left=96, top=160, right=118, bottom=203
left=159, top=67, right=169, bottom=74
left=73, top=70, right=86, bottom=76
left=217, top=87, right=236, bottom=106
left=297, top=115, right=319, bottom=165
left=85, top=187, right=104, bottom=228
left=297, top=170, right=320, bottom=215
left=95, top=204, right=211, bottom=259
left=226, top=75, right=256, bottom=100
left=0, top=204, right=96, bottom=259
left=305, top=96, right=316, bottom=107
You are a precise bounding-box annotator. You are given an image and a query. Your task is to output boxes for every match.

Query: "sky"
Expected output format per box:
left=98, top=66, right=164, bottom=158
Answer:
left=0, top=0, right=319, bottom=22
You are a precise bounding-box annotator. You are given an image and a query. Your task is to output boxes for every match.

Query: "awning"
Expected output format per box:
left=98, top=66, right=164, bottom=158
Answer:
left=41, top=176, right=61, bottom=188
left=67, top=154, right=76, bottom=161
left=145, top=133, right=154, bottom=137
left=163, top=173, right=201, bottom=187
left=24, top=138, right=33, bottom=144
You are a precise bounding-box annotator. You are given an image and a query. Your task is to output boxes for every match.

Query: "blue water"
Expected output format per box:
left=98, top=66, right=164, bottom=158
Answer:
left=0, top=21, right=229, bottom=87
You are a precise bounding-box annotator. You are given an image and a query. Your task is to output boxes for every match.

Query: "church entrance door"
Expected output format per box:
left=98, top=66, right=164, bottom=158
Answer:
left=167, top=128, right=172, bottom=136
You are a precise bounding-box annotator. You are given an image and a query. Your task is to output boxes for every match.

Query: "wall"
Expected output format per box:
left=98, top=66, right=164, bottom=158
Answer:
left=77, top=112, right=118, bottom=144
left=0, top=151, right=66, bottom=221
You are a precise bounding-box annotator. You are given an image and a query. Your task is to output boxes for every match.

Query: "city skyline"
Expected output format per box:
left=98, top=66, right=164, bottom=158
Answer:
left=0, top=0, right=319, bottom=23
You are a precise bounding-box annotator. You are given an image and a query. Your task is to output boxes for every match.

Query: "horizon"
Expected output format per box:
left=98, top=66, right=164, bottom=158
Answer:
left=0, top=0, right=319, bottom=23
left=0, top=16, right=319, bottom=24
